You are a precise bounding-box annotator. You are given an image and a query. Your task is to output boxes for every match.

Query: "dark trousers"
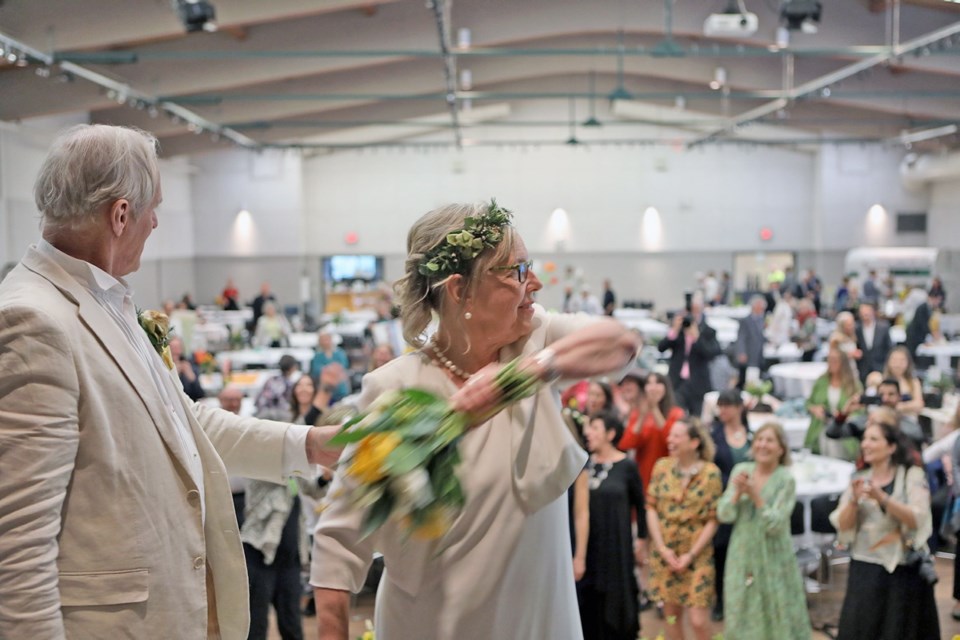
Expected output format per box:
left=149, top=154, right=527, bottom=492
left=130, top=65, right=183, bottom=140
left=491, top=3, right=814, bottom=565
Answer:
left=232, top=492, right=245, bottom=529
left=674, top=379, right=704, bottom=419
left=713, top=540, right=728, bottom=612
left=244, top=543, right=304, bottom=640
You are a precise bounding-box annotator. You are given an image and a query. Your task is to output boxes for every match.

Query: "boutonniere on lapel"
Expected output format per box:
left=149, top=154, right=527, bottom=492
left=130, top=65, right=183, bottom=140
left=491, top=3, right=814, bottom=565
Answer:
left=138, top=309, right=174, bottom=370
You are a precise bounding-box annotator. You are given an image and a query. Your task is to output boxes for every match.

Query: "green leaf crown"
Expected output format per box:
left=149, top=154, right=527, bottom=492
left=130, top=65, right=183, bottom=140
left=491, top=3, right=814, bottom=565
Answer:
left=417, top=200, right=513, bottom=280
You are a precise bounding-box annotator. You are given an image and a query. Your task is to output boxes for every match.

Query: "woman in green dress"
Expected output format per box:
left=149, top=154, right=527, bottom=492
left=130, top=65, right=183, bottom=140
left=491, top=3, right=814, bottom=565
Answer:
left=717, top=422, right=812, bottom=640
left=805, top=347, right=862, bottom=459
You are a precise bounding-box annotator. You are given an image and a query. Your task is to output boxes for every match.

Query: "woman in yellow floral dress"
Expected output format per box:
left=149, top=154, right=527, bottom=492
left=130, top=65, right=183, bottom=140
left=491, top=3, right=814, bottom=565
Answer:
left=645, top=420, right=722, bottom=640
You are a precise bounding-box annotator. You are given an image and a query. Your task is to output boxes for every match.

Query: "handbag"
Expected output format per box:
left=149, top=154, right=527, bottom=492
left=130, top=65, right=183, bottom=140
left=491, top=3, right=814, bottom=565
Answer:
left=897, top=466, right=939, bottom=586
left=939, top=494, right=960, bottom=545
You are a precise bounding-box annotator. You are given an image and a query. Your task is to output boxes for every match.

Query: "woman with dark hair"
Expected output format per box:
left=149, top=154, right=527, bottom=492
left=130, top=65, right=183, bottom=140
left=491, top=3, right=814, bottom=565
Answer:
left=578, top=412, right=647, bottom=640
left=243, top=374, right=328, bottom=640
left=646, top=420, right=722, bottom=640
left=882, top=345, right=924, bottom=416
left=830, top=416, right=940, bottom=640
left=618, top=372, right=685, bottom=488
left=708, top=389, right=751, bottom=621
left=585, top=381, right=615, bottom=416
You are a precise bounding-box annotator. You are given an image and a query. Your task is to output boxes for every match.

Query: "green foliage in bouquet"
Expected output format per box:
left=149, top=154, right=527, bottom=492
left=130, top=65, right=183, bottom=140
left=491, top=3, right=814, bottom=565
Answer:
left=328, top=357, right=540, bottom=540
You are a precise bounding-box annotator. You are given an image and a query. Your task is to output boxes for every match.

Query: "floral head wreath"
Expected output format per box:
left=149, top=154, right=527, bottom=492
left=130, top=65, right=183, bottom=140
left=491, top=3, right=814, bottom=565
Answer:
left=418, top=200, right=513, bottom=280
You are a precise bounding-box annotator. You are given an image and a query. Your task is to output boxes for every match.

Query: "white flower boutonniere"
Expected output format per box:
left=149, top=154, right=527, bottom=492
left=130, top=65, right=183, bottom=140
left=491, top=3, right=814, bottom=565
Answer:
left=138, top=309, right=174, bottom=370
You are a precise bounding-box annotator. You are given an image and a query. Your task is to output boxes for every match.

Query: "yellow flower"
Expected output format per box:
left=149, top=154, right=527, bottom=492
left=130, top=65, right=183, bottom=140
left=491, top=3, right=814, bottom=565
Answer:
left=347, top=433, right=402, bottom=484
left=138, top=308, right=173, bottom=368
left=410, top=506, right=453, bottom=541
left=161, top=345, right=174, bottom=370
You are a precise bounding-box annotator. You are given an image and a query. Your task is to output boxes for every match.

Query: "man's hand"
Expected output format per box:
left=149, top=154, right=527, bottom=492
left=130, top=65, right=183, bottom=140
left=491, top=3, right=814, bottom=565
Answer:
left=305, top=425, right=343, bottom=468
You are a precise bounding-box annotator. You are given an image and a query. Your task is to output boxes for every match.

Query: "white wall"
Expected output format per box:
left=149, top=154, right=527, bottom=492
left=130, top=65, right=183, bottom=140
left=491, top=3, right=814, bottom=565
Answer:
left=2, top=112, right=946, bottom=313
left=813, top=145, right=930, bottom=251
left=0, top=115, right=198, bottom=308
left=0, top=116, right=78, bottom=268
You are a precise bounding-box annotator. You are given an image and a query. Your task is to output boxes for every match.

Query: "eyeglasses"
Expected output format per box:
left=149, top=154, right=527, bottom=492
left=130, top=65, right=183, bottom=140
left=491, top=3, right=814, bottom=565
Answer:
left=490, top=260, right=534, bottom=283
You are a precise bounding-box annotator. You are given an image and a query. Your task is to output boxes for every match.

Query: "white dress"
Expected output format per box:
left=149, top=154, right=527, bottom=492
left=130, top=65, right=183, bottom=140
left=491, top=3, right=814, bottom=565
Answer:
left=311, top=306, right=591, bottom=640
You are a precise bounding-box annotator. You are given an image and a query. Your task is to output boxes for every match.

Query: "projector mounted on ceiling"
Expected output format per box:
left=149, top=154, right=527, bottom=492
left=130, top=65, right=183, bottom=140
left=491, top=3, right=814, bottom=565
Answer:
left=704, top=11, right=759, bottom=37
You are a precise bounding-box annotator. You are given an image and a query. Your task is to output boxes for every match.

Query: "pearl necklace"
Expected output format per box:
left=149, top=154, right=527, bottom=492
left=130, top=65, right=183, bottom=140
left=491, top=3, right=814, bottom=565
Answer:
left=426, top=340, right=471, bottom=381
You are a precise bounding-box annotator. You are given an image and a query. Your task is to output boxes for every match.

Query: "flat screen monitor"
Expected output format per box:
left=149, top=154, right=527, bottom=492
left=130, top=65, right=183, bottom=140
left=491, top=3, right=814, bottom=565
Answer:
left=323, top=255, right=383, bottom=283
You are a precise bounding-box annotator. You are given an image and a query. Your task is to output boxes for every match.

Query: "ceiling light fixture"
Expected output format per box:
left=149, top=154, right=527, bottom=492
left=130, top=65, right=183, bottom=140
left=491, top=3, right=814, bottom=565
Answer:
left=174, top=0, right=218, bottom=33
left=709, top=66, right=727, bottom=90
left=566, top=96, right=580, bottom=145
left=780, top=0, right=821, bottom=33
left=582, top=71, right=601, bottom=127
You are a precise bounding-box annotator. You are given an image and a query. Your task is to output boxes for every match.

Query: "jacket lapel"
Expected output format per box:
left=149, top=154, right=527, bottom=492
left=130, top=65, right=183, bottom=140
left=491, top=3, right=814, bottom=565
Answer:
left=22, top=248, right=197, bottom=482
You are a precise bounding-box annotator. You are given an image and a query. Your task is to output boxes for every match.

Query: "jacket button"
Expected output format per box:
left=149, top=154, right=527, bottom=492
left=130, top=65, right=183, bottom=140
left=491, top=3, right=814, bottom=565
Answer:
left=187, top=490, right=200, bottom=507
left=193, top=556, right=204, bottom=570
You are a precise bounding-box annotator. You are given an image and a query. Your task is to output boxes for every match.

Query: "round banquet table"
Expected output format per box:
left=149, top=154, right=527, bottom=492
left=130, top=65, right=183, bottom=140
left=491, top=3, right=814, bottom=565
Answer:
left=790, top=453, right=855, bottom=549
left=215, top=347, right=315, bottom=372
left=769, top=361, right=827, bottom=399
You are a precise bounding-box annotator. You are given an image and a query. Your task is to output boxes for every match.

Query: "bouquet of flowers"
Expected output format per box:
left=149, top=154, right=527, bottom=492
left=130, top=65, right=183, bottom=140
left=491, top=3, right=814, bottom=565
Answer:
left=138, top=309, right=174, bottom=369
left=327, top=358, right=540, bottom=541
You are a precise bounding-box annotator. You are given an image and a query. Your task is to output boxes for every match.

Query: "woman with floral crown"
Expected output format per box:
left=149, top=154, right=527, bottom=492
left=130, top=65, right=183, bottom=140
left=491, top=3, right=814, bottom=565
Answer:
left=310, top=201, right=638, bottom=640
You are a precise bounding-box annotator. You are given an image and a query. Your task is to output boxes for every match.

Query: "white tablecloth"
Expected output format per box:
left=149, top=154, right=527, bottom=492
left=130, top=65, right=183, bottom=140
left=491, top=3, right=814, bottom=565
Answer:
left=705, top=316, right=740, bottom=347
left=916, top=341, right=960, bottom=372
left=763, top=342, right=804, bottom=363
left=706, top=305, right=750, bottom=319
left=790, top=453, right=855, bottom=548
left=216, top=348, right=315, bottom=372
left=289, top=332, right=318, bottom=349
left=619, top=317, right=670, bottom=342
left=769, top=362, right=827, bottom=399
left=746, top=413, right=810, bottom=451
left=613, top=308, right=652, bottom=321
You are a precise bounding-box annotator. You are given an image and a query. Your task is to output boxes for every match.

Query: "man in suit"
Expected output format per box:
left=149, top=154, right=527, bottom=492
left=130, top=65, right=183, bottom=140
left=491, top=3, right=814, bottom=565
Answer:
left=0, top=125, right=339, bottom=640
left=734, top=295, right=768, bottom=388
left=854, top=301, right=892, bottom=383
left=658, top=298, right=721, bottom=417
left=905, top=289, right=943, bottom=358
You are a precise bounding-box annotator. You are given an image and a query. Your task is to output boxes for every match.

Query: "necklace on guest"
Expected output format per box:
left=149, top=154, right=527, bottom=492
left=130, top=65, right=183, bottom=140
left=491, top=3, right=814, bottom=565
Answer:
left=426, top=340, right=471, bottom=381
left=588, top=459, right=614, bottom=490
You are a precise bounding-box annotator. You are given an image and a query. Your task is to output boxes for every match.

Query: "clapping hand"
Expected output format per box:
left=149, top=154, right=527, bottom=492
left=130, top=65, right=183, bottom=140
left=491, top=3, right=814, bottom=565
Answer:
left=732, top=470, right=751, bottom=500
left=851, top=477, right=869, bottom=502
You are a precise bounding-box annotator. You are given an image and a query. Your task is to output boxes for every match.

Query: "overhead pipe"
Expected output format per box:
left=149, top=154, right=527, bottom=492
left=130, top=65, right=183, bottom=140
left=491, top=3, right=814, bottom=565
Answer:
left=687, top=18, right=960, bottom=147
left=53, top=45, right=960, bottom=64
left=0, top=29, right=258, bottom=150
left=167, top=88, right=960, bottom=104
left=427, top=0, right=461, bottom=148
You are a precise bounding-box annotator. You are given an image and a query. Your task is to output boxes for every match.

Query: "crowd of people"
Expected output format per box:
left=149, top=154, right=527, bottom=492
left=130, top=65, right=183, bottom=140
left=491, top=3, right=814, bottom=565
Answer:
left=1, top=123, right=955, bottom=640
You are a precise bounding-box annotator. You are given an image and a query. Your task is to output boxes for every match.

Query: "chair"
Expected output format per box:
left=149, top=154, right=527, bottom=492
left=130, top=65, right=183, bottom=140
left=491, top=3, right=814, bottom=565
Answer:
left=810, top=493, right=845, bottom=638
left=792, top=501, right=821, bottom=583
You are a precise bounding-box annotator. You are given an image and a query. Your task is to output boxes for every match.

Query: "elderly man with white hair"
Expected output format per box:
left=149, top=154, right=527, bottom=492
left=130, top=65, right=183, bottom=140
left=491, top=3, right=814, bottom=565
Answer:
left=0, top=124, right=340, bottom=640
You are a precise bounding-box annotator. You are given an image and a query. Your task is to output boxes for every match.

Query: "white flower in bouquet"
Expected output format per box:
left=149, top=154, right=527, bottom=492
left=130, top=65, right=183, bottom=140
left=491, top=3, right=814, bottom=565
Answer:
left=391, top=469, right=435, bottom=515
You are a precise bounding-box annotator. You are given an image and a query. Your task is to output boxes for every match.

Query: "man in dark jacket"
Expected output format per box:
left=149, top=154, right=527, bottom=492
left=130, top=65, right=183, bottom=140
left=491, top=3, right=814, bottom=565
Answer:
left=906, top=290, right=943, bottom=358
left=855, top=301, right=892, bottom=383
left=658, top=298, right=721, bottom=417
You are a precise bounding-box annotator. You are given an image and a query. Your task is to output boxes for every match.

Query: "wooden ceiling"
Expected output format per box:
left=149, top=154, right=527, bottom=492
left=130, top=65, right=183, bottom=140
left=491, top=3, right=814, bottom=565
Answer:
left=1, top=0, right=958, bottom=155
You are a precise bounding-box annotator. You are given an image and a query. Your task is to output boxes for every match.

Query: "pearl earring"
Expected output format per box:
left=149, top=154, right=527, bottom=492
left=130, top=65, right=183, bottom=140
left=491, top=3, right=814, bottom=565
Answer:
left=464, top=311, right=473, bottom=320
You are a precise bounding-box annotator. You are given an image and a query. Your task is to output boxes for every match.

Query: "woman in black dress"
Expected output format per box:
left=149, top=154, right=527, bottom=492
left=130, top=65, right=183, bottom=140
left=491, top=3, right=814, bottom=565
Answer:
left=579, top=412, right=648, bottom=640
left=708, top=389, right=752, bottom=621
